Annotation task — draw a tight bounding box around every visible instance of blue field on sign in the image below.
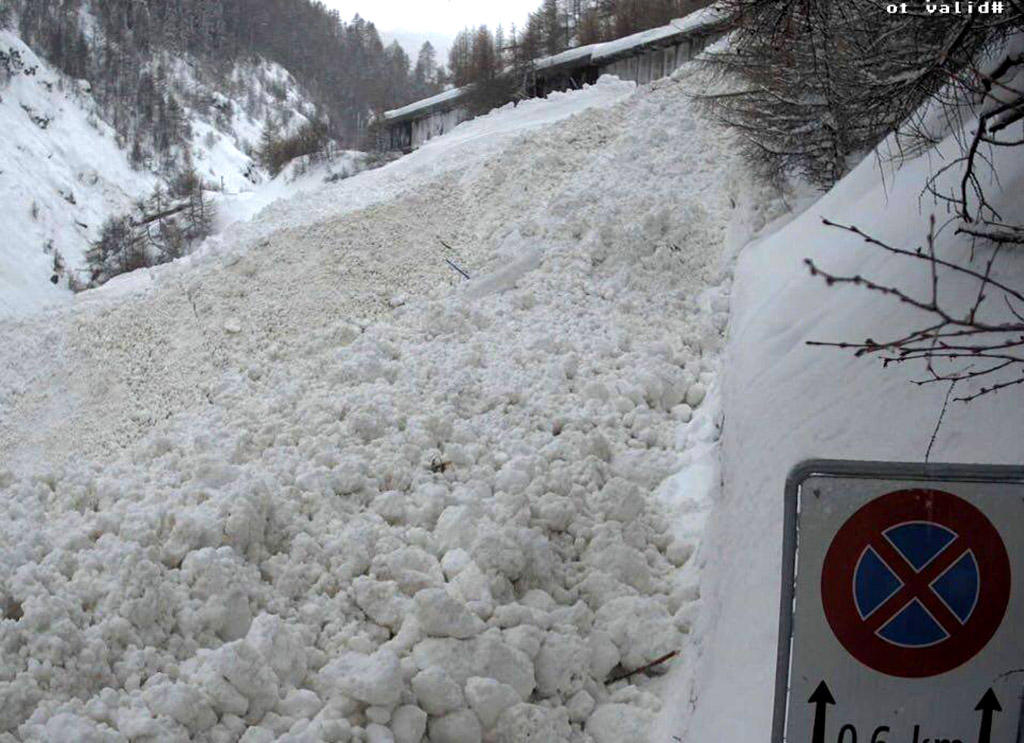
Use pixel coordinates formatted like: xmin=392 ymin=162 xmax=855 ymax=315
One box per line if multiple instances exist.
xmin=851 ymin=521 xmax=979 ymax=647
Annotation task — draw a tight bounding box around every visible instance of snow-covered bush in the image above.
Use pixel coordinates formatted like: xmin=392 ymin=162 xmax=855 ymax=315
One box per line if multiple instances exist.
xmin=84 ymin=169 xmax=214 ymax=285
xmin=0 ymin=44 xmax=24 ymax=85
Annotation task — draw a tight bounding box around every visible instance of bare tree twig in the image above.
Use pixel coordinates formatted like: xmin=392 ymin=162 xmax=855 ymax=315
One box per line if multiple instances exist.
xmin=807 ymin=218 xmax=1024 ymax=403
xmin=926 ymin=380 xmax=956 ymax=462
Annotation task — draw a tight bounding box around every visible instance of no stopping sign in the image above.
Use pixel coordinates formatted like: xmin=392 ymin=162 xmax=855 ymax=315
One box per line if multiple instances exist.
xmin=821 ymin=488 xmax=1010 ymax=678
xmin=772 ymin=461 xmax=1024 ymax=743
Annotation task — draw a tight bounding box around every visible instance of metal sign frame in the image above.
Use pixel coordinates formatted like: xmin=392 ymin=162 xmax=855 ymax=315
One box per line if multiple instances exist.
xmin=771 ymin=459 xmax=1024 ymax=743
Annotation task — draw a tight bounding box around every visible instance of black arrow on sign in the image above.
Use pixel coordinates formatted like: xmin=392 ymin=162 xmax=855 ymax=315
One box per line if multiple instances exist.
xmin=808 ymin=681 xmax=835 ymax=743
xmin=975 ymin=688 xmax=1001 ymax=743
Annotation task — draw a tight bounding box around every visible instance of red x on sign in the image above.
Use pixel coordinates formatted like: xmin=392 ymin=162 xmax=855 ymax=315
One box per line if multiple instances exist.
xmin=821 ymin=489 xmax=1011 ymax=678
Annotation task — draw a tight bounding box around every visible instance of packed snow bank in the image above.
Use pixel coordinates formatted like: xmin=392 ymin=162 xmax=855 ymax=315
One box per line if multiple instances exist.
xmin=0 ymin=70 xmax=752 ymax=741
xmin=671 ymin=117 xmax=1024 ymax=740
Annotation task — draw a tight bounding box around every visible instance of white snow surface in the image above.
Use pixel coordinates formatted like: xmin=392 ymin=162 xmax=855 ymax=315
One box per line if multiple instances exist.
xmin=0 ymin=29 xmax=155 ymax=317
xmin=592 ymin=7 xmax=725 ymax=63
xmin=75 ymin=76 xmax=641 ymax=308
xmin=384 ymin=86 xmax=470 ymax=120
xmin=0 ymin=69 xmax=756 ymax=741
xmin=7 ymin=33 xmax=1014 ymax=740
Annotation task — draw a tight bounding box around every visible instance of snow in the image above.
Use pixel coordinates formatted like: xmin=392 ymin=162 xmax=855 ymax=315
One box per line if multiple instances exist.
xmin=382 ymin=4 xmax=725 ymax=133
xmin=592 ymin=8 xmax=725 ymax=63
xmin=0 ymin=24 xmax=320 ymax=320
xmin=0 ymin=29 xmax=155 ymax=317
xmin=533 ymin=44 xmax=603 ymax=72
xmin=671 ymin=6 xmax=727 ymax=36
xmin=464 ymin=677 xmax=520 ymax=729
xmin=0 ymin=62 xmax=747 ymax=741
xmin=73 ymin=74 xmax=640 ymax=309
xmin=4 ymin=15 xmax=1015 ymax=739
xmin=384 ymin=86 xmax=470 ymax=121
xmin=319 ymin=650 xmax=404 ymax=707
xmin=213 ymin=150 xmax=368 ymax=233
xmin=415 ymin=588 xmax=487 ymax=639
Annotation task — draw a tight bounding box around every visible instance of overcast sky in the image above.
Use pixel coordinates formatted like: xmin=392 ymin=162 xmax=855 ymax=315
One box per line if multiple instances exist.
xmin=323 ymin=0 xmax=538 ymax=36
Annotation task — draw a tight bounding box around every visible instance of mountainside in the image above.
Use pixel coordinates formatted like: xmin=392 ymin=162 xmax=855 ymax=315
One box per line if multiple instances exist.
xmin=9 ymin=0 xmax=439 ymax=146
xmin=0 ymin=0 xmax=452 ymax=314
xmin=0 ymin=21 xmax=318 ymax=317
xmin=0 ymin=27 xmax=154 ymax=314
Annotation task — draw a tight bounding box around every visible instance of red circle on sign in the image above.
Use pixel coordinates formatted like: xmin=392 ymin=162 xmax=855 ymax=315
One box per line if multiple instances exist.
xmin=821 ymin=489 xmax=1010 ymax=678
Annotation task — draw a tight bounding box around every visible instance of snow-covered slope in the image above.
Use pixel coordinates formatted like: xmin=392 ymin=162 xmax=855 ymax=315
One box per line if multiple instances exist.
xmin=5 ymin=26 xmax=1016 ymax=736
xmin=0 ymin=71 xmax=753 ymax=741
xmin=668 ymin=98 xmax=1024 ymax=742
xmin=0 ymin=28 xmax=155 ymax=316
xmin=177 ymin=56 xmax=317 ymax=194
xmin=0 ymin=26 xmax=319 ymax=319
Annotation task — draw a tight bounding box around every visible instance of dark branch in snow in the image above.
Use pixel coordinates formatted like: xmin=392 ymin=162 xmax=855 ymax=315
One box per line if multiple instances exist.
xmin=806 ymin=218 xmax=1024 ymax=403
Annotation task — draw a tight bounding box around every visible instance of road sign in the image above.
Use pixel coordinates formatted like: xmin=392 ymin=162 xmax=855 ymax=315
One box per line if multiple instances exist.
xmin=772 ymin=460 xmax=1024 ymax=743
xmin=821 ymin=488 xmax=1011 ymax=678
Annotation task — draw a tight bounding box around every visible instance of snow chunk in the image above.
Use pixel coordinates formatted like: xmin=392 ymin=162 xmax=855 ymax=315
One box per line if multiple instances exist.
xmin=535 ymin=631 xmax=589 ymax=698
xmin=142 ymin=678 xmax=218 ymax=733
xmin=390 ymin=705 xmax=427 ymax=743
xmin=196 ymin=640 xmax=280 ymax=722
xmin=366 ymin=722 xmax=396 ymax=743
xmin=593 ymin=597 xmax=680 ymax=669
xmin=587 ymin=477 xmax=646 ymax=523
xmin=412 ymin=633 xmax=535 ymax=701
xmin=586 ymin=703 xmax=654 ymax=743
xmin=567 ymin=690 xmax=596 ymax=723
xmin=246 ymin=613 xmax=309 ymax=688
xmin=471 ymin=633 xmax=537 ymax=701
xmin=319 ymin=649 xmax=403 ymax=706
xmin=429 ymin=709 xmax=483 ymax=743
xmin=354 ymin=577 xmax=412 ymax=630
xmin=464 ymin=676 xmax=520 ymax=730
xmin=411 ymin=667 xmax=465 ymax=715
xmin=21 ymin=712 xmax=124 ymax=742
xmin=278 ymin=689 xmax=323 ymax=719
xmin=494 ymin=703 xmax=571 ymax=743
xmin=685 ymin=382 xmax=706 ymax=407
xmin=415 ymin=588 xmax=486 ymax=638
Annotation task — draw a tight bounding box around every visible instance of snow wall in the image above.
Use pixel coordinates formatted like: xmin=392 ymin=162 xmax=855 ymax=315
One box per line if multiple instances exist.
xmin=674 ymin=116 xmax=1024 ymax=740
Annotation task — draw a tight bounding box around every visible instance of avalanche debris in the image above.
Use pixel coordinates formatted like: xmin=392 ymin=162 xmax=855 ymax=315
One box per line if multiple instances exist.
xmin=0 ymin=70 xmax=751 ymax=741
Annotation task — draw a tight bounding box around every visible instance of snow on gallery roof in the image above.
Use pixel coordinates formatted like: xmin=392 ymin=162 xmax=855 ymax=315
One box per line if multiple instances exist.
xmin=383 ymin=85 xmax=471 ymax=121
xmin=533 ymin=43 xmax=603 ymax=73
xmin=591 ymin=6 xmax=726 ymax=62
xmin=382 ymin=6 xmax=725 ymax=124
